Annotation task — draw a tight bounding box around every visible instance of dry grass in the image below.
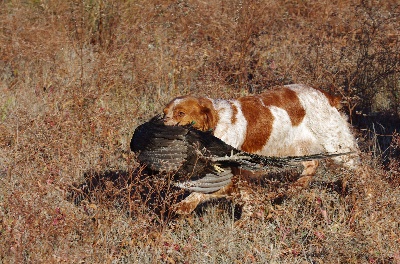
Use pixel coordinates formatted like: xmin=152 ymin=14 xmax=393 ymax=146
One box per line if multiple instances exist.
xmin=0 ymin=0 xmax=399 ymax=263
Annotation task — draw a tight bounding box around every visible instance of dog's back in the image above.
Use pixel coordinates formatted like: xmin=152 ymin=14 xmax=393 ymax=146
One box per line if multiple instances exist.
xmin=212 ymin=84 xmax=359 ymax=168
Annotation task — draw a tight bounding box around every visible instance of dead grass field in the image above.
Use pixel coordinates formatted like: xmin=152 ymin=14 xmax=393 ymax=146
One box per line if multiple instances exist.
xmin=0 ymin=0 xmax=399 ymax=263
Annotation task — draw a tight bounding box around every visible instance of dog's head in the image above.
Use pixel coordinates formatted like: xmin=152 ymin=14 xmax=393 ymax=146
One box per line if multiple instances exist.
xmin=163 ymin=96 xmax=218 ymax=131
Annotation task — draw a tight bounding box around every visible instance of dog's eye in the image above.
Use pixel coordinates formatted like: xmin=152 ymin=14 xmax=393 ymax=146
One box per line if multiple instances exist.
xmin=178 ymin=111 xmax=185 ymax=117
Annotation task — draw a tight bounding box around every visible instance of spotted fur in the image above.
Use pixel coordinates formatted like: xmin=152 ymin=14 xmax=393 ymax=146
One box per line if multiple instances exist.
xmin=164 ymin=84 xmax=358 ymax=167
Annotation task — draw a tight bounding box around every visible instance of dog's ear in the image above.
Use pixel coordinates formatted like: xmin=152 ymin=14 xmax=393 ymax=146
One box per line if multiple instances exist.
xmin=198 ymin=98 xmax=218 ymax=131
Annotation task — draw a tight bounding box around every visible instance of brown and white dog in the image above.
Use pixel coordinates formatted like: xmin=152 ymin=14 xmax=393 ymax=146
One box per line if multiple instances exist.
xmin=163 ymin=84 xmax=359 ymax=215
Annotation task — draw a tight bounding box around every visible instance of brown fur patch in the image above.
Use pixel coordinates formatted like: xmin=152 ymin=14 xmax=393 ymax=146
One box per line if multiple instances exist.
xmin=229 ymin=101 xmax=238 ymax=124
xmin=238 ymin=88 xmax=306 ymax=153
xmin=198 ymin=98 xmax=219 ymax=131
xmin=238 ymin=96 xmax=274 ymax=153
xmin=260 ymin=87 xmax=306 ymax=126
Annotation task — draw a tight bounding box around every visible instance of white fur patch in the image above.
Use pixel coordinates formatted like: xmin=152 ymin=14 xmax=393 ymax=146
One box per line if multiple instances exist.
xmin=212 ymin=99 xmax=247 ymax=149
xmin=286 ymin=84 xmax=359 ymax=167
xmin=257 ymin=106 xmax=320 ymax=156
